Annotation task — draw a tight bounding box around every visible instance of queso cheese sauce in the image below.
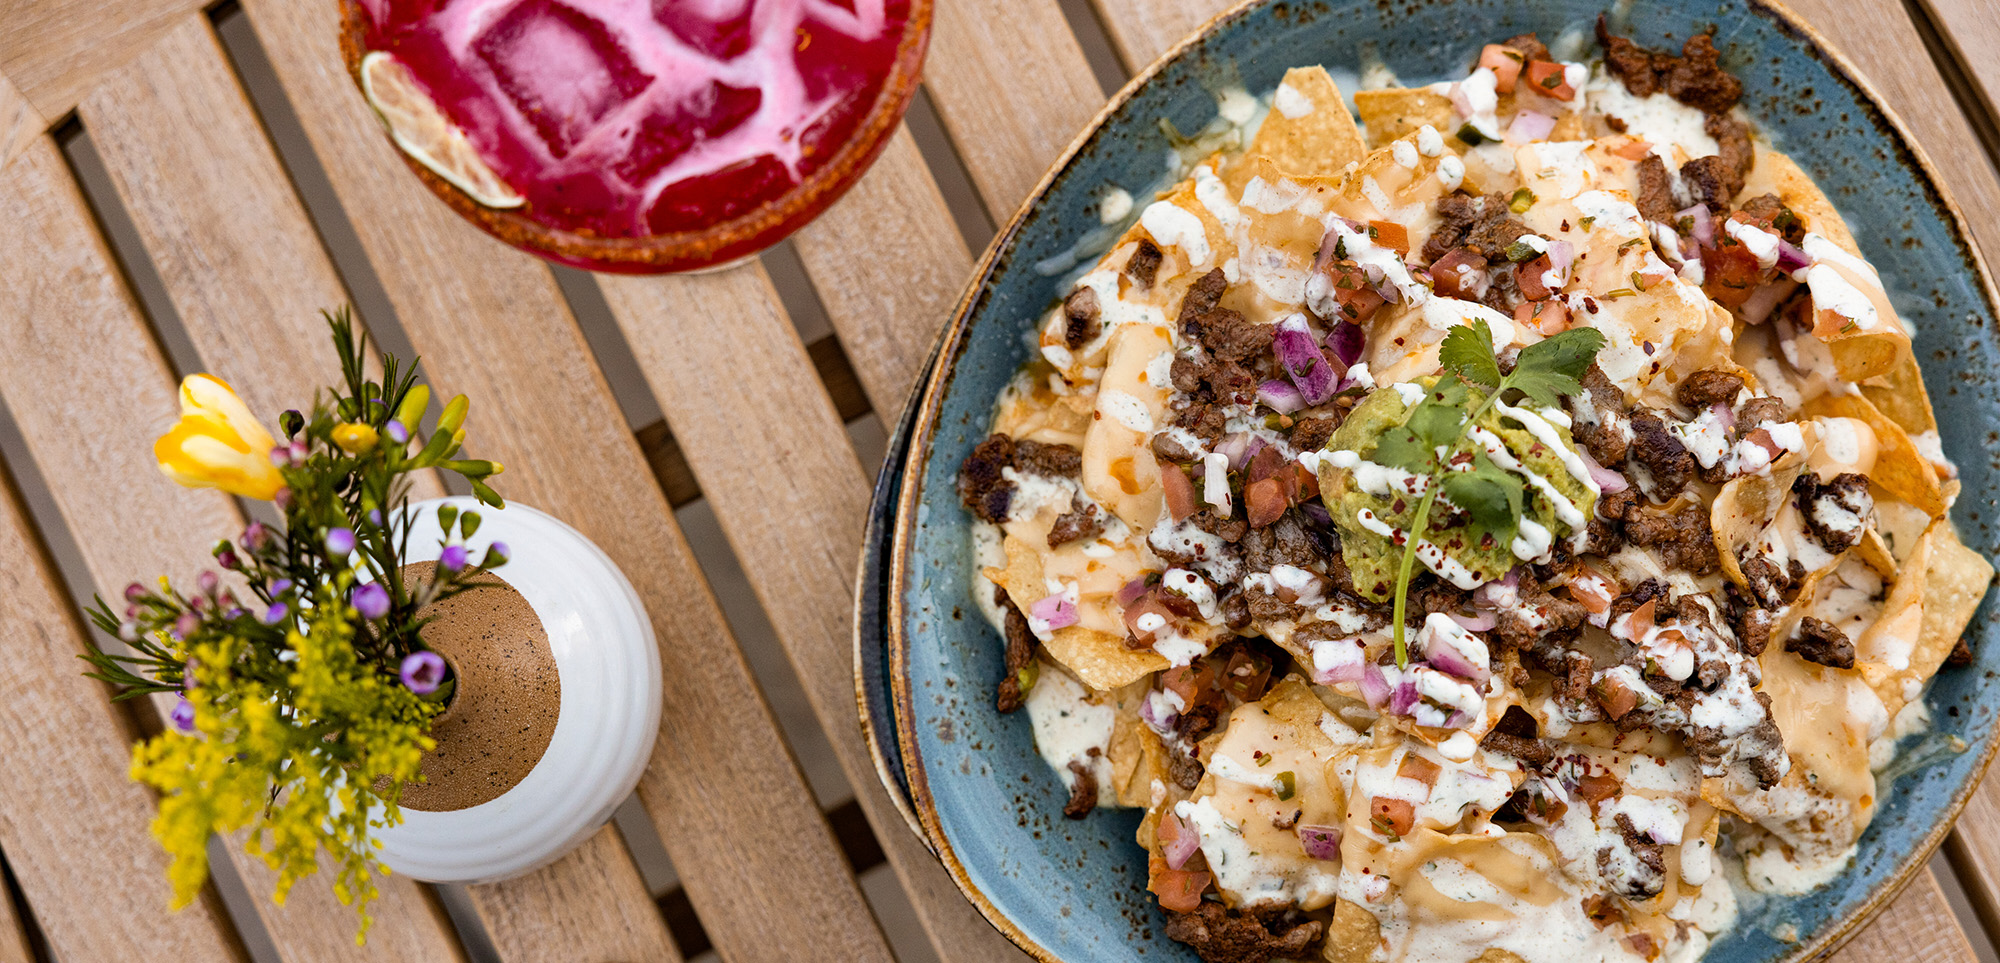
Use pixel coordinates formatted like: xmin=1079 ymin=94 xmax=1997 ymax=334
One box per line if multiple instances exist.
xmin=956 ymin=20 xmax=1993 ymax=963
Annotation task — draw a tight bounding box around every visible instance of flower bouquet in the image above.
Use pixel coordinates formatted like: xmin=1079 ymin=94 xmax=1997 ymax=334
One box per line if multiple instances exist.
xmin=82 ymin=311 xmax=508 ymax=940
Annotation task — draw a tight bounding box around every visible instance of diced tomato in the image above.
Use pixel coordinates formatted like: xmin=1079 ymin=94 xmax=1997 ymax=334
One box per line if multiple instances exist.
xmin=1429 ymin=248 xmax=1489 ymax=301
xmin=1574 ymin=771 xmax=1622 ymax=805
xmin=1516 ymin=253 xmax=1557 ymax=300
xmin=1629 ymin=597 xmax=1657 ymax=630
xmin=1395 ymin=753 xmax=1442 ymax=788
xmin=1158 ymin=459 xmax=1197 ymax=522
xmin=1610 ymin=137 xmax=1654 ymax=161
xmin=1244 ymin=477 xmax=1287 ymax=529
xmin=1148 ymin=860 xmax=1212 ymax=913
xmin=1626 ymin=933 xmax=1659 ymax=959
xmin=1519 ymin=787 xmax=1568 ymax=825
xmin=1123 ymin=591 xmax=1180 ymax=646
xmin=1161 ymin=660 xmax=1220 ymax=704
xmin=1370 ymin=796 xmax=1416 ymax=837
xmin=1513 ymin=297 xmax=1571 ymax=336
xmin=1367 ymin=219 xmax=1410 ymax=256
xmin=1156 ymin=811 xmax=1192 ymax=860
xmin=1294 ymin=463 xmax=1320 ymax=502
xmin=1523 ymin=59 xmax=1575 ymax=101
xmin=1221 ymin=646 xmax=1274 ymax=703
xmin=1591 ymin=677 xmax=1640 ymax=721
xmin=1479 ymin=43 xmax=1524 ymax=93
xmin=1566 ymin=572 xmax=1617 ymax=614
xmin=1246 ymin=444 xmax=1286 ymax=484
xmin=1701 ymin=235 xmax=1767 ymax=309
xmin=1322 ymin=260 xmax=1386 ymax=323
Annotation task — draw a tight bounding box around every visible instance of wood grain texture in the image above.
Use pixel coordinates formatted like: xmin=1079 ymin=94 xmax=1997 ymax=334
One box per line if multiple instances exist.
xmin=71 ymin=15 xmax=469 ymax=960
xmin=1088 ymin=0 xmax=1231 ymax=71
xmin=1911 ymin=0 xmax=2000 ymax=153
xmin=792 ymin=127 xmax=973 ymax=414
xmin=0 ymin=68 xmax=38 ymax=171
xmin=0 ymin=869 xmax=33 ymax=963
xmin=1829 ymin=870 xmax=1979 ymax=962
xmin=237 ymin=2 xmax=895 ymax=959
xmin=1775 ymin=0 xmax=2000 ymax=945
xmin=0 ymin=134 xmax=245 ymax=963
xmin=924 ymin=0 xmax=1106 ymax=218
xmin=601 ymin=263 xmax=1032 ymax=963
xmin=0 ymin=0 xmax=205 ymax=120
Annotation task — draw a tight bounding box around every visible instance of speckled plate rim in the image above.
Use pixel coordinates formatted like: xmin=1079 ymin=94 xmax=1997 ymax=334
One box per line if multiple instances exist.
xmin=880 ymin=1 xmax=2000 ymax=959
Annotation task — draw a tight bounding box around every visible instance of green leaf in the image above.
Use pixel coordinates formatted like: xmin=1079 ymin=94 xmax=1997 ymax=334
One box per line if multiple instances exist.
xmin=1440 ymin=457 xmax=1524 ymax=543
xmin=1438 ymin=321 xmax=1502 ymax=390
xmin=1370 ymin=425 xmax=1436 ymax=475
xmin=1505 ymin=326 xmax=1606 ymax=406
xmin=1406 ymin=374 xmax=1474 ymax=450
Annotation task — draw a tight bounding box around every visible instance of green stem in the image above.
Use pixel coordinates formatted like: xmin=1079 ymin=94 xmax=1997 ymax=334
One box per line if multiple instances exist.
xmin=1390 ymin=484 xmax=1441 ymax=667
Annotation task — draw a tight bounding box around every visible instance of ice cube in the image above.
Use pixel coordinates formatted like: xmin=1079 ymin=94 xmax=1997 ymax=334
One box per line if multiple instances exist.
xmin=614 ymin=81 xmax=763 ymax=186
xmin=475 ymin=0 xmax=653 ymax=157
xmin=654 ymin=0 xmax=758 ymax=59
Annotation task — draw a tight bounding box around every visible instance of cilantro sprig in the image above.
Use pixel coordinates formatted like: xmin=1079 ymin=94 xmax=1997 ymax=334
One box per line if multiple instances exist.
xmin=1371 ymin=318 xmax=1605 ymax=666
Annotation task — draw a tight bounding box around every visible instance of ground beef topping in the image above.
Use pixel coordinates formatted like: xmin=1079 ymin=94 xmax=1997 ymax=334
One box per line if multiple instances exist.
xmin=1062 ymin=285 xmax=1101 ymax=350
xmin=1787 ymin=616 xmax=1856 ymax=669
xmin=1423 ymin=191 xmax=1532 ymax=263
xmin=1164 ymin=903 xmax=1325 ymax=963
xmin=1795 ymin=472 xmax=1874 ymax=554
xmin=1596 ymin=17 xmax=1743 ymax=114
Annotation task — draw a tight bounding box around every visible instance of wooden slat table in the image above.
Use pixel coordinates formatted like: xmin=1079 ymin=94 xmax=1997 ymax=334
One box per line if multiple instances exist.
xmin=0 ymin=0 xmax=1993 ymax=961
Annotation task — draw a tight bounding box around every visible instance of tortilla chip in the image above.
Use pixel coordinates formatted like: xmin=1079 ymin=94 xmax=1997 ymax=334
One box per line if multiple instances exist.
xmin=1803 ymin=392 xmax=1945 ymax=518
xmin=1240 ymin=67 xmax=1366 ymax=181
xmin=1854 ymin=521 xmax=1945 ymax=720
xmin=1712 ymin=453 xmax=1811 ymax=589
xmin=1320 ymin=898 xmax=1384 ymax=963
xmin=1740 ymin=146 xmax=1858 ymax=252
xmin=1860 ymin=352 xmax=1939 ymax=437
xmin=1919 ymin=522 xmax=1994 ymax=669
xmin=1355 ymin=87 xmax=1453 ymax=149
xmin=1108 ymin=681 xmax=1173 ymax=807
xmin=996 ymin=535 xmax=1165 ymax=689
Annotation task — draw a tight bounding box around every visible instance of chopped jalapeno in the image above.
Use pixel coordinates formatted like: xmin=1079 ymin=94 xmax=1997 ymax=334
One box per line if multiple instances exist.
xmin=1604 ymin=288 xmax=1637 ymax=299
xmin=1579 ymin=216 xmax=1596 ymax=231
xmin=1504 ymin=239 xmax=1539 ymax=262
xmin=1274 ymin=770 xmax=1297 ymax=801
xmin=1017 ymin=661 xmax=1039 ymax=693
xmin=1631 ymin=271 xmax=1650 ymax=292
xmin=1509 ymin=188 xmax=1536 ymax=214
xmin=1456 ymin=122 xmax=1488 ymax=147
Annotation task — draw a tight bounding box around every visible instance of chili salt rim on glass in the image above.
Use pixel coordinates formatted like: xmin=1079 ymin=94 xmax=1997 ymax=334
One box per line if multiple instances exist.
xmin=339 ymin=0 xmax=934 ymax=274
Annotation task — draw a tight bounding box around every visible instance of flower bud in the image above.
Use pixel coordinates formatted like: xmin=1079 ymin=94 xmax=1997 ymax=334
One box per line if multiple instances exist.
xmin=439 ymin=544 xmax=469 ymax=573
xmin=274 ymin=487 xmax=293 ymax=512
xmin=169 ymin=697 xmax=197 ymax=733
xmin=125 ymin=582 xmax=146 ymax=603
xmin=394 ymin=385 xmax=430 ymax=430
xmin=197 ymin=571 xmax=220 ymax=596
xmin=215 ymin=548 xmax=240 ymax=571
xmin=173 ymin=611 xmax=200 ymax=639
xmin=400 ymin=651 xmax=448 ymax=694
xmin=351 ymin=583 xmax=391 ymax=620
xmin=483 ymin=541 xmax=510 ymax=567
xmin=385 ymin=420 xmax=410 ymax=444
xmin=268 ymin=578 xmax=293 ymax=597
xmin=242 ymin=521 xmax=270 ymax=552
xmin=118 ymin=620 xmax=139 ymax=643
xmin=332 ymin=422 xmax=379 ymax=454
xmin=279 ymin=409 xmax=304 ymax=439
xmin=262 ymin=602 xmax=289 ymax=625
xmin=438 ymin=395 xmax=469 ymax=435
xmin=325 ymin=527 xmax=356 ymax=555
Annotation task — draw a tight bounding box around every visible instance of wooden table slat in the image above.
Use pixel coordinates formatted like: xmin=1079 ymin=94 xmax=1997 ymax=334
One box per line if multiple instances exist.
xmin=234 ymin=2 xmax=897 ymax=960
xmin=1088 ymin=0 xmax=1230 ymax=72
xmin=1911 ymin=0 xmax=2000 ymax=158
xmin=598 ymin=263 xmax=1033 ymax=963
xmin=924 ymin=0 xmax=1107 ymax=219
xmin=1830 ymin=869 xmax=1981 ymax=962
xmin=0 ymin=0 xmax=205 ymax=122
xmin=0 ymin=132 xmax=248 ymax=963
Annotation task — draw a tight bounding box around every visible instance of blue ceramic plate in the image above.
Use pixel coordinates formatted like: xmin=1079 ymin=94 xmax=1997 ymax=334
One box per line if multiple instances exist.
xmin=880 ymin=1 xmax=2000 ymax=960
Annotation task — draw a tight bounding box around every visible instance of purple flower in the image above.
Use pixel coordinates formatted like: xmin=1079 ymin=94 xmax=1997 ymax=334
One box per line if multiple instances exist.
xmin=368 ymin=509 xmax=384 ymax=528
xmin=172 ymin=611 xmax=199 ymax=639
xmin=169 ymin=697 xmax=196 ymax=733
xmin=268 ymin=578 xmax=293 ymax=597
xmin=262 ymin=602 xmax=289 ymax=625
xmin=325 ymin=527 xmax=356 ymax=555
xmin=274 ymin=487 xmax=293 ymax=512
xmin=196 ymin=571 xmax=220 ymax=595
xmin=351 ymin=583 xmax=390 ymax=620
xmin=385 ymin=420 xmax=409 ymax=444
xmin=124 ymin=582 xmax=146 ymax=603
xmin=483 ymin=541 xmax=510 ymax=566
xmin=439 ymin=544 xmax=469 ymax=573
xmin=242 ymin=521 xmax=270 ymax=551
xmin=214 ymin=548 xmax=240 ymax=570
xmin=400 ymin=651 xmax=448 ymax=694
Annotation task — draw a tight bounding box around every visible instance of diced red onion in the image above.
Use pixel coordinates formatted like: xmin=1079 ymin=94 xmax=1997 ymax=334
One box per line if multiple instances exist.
xmin=1212 ymin=432 xmax=1252 ymax=468
xmin=1449 ymin=611 xmax=1497 ymax=632
xmin=1301 ymin=502 xmax=1335 ymax=527
xmin=1162 ymin=812 xmax=1202 ymax=870
xmin=1448 ymin=82 xmax=1474 ymax=119
xmin=1709 ymin=401 xmax=1737 ymax=430
xmin=1776 ymin=238 xmax=1813 ymax=274
xmin=1031 ymin=592 xmax=1078 ymax=630
xmin=1115 ymin=576 xmax=1150 ymax=607
xmin=1310 ymin=637 xmax=1367 ymax=685
xmin=1360 ymin=663 xmax=1390 ymax=710
xmin=1508 ymin=110 xmax=1555 ymax=143
xmin=1444 ymin=710 xmax=1473 ymax=729
xmin=1739 ymin=278 xmax=1798 ymax=326
xmin=1678 ymin=205 xmax=1714 ymax=247
xmin=1258 ymin=379 xmax=1307 ymax=414
xmin=1273 ymin=314 xmax=1338 ymax=405
xmin=1296 ymin=824 xmax=1343 ymax=861
xmin=1576 ymin=448 xmax=1629 ymax=493
xmin=1420 ymin=621 xmax=1490 ymax=683
xmin=1139 ymin=690 xmax=1178 ymax=735
xmin=1547 ymin=239 xmax=1575 ymax=275
xmin=1327 ymin=321 xmax=1366 ymax=367
xmin=1388 ymin=678 xmax=1421 ymax=716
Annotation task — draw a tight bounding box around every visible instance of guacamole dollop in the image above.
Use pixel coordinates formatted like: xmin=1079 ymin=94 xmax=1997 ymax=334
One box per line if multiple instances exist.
xmin=1316 ymin=382 xmax=1597 ymax=603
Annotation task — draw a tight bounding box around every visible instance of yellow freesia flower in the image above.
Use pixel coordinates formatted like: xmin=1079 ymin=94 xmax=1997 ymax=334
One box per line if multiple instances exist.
xmin=154 ymin=374 xmax=284 ymax=500
xmin=332 ymin=422 xmax=378 ymax=454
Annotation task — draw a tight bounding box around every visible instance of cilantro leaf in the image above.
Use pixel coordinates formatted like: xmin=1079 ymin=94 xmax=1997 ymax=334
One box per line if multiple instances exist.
xmin=1440 ymin=454 xmax=1523 ymax=544
xmin=1438 ymin=322 xmax=1502 ymax=390
xmin=1506 ymin=326 xmax=1608 ymax=407
xmin=1405 ymin=373 xmax=1472 ymax=450
xmin=1369 ymin=425 xmax=1436 ymax=475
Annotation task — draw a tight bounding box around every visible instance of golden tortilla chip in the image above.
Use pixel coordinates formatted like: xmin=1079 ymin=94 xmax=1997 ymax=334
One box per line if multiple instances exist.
xmin=1860 ymin=352 xmax=1939 ymax=438
xmin=1108 ymin=680 xmax=1173 ymax=808
xmin=1740 ymin=146 xmax=1858 ymax=252
xmin=1320 ymin=898 xmax=1384 ymax=963
xmin=1803 ymin=392 xmax=1945 ymax=518
xmin=995 ymin=536 xmax=1165 ymax=689
xmin=1711 ymin=453 xmax=1811 ymax=589
xmin=1355 ymin=87 xmax=1453 ymax=149
xmin=1920 ymin=522 xmax=1994 ymax=669
xmin=1240 ymin=67 xmax=1366 ymax=181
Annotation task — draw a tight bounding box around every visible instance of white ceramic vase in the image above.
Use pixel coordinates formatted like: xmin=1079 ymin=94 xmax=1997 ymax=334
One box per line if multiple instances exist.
xmin=372 ymin=497 xmax=661 ymax=883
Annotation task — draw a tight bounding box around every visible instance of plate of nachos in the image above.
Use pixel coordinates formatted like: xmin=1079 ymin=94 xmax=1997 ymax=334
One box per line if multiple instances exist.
xmin=880 ymin=2 xmax=2000 ymax=961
